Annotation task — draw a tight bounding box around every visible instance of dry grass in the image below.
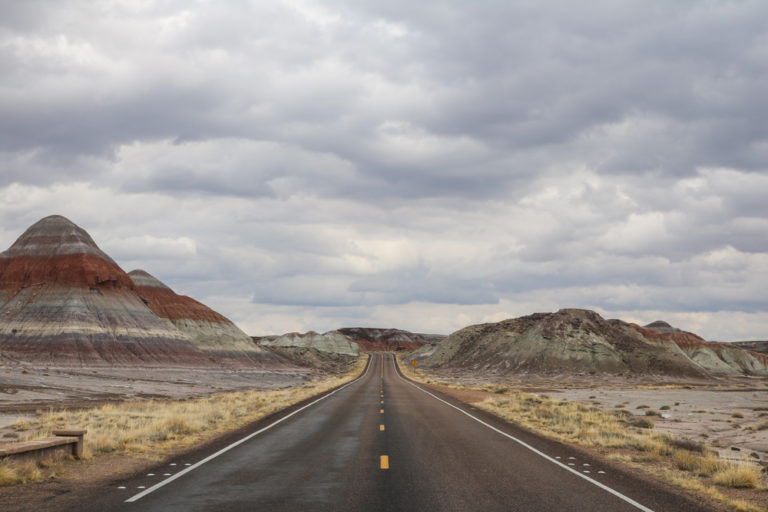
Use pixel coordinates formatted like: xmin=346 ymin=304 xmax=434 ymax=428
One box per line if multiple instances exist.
xmin=399 ymin=356 xmax=767 ymax=512
xmin=713 ymin=464 xmax=761 ymax=489
xmin=0 ymin=356 xmax=368 ymax=485
xmin=0 ymin=460 xmax=43 ymax=487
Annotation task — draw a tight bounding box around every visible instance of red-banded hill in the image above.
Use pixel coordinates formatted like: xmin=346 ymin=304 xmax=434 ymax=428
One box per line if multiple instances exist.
xmin=0 ymin=215 xmax=211 ymax=366
xmin=128 ymin=269 xmax=274 ymax=364
xmin=639 ymin=321 xmax=768 ymax=375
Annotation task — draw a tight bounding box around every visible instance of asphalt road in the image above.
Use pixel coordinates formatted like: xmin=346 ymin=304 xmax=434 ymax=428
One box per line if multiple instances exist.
xmin=87 ymin=353 xmax=716 ymax=512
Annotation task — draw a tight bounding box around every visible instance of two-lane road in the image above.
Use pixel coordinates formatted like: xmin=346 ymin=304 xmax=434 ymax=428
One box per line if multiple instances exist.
xmin=85 ymin=354 xmax=715 ymax=511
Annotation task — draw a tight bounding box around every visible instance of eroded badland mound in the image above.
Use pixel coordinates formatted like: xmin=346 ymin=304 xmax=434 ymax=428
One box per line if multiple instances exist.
xmin=0 ymin=216 xmax=211 ymax=366
xmin=257 ymin=331 xmax=360 ymax=357
xmin=423 ymin=309 xmax=768 ymax=377
xmin=336 ymin=327 xmax=445 ymax=351
xmin=640 ymin=322 xmax=768 ymax=375
xmin=128 ymin=269 xmax=277 ymax=365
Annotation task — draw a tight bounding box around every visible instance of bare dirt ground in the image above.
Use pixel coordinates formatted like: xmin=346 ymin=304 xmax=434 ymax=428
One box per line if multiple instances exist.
xmin=425 ymin=371 xmax=768 ymax=465
xmin=559 ymin=385 xmax=768 ymax=464
xmin=0 ymin=364 xmax=313 ymax=443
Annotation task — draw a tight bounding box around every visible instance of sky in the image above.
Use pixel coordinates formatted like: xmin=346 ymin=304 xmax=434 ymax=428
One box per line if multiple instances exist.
xmin=1 ymin=1 xmax=767 ymax=340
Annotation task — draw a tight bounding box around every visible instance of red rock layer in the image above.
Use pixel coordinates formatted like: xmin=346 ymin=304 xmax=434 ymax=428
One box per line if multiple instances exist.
xmin=0 ymin=216 xmax=213 ymax=366
xmin=127 ymin=270 xmax=273 ymax=366
xmin=128 ymin=270 xmax=230 ymax=323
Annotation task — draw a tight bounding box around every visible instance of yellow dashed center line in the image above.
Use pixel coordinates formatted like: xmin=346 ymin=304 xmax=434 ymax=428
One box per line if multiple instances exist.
xmin=380 ymin=409 xmax=384 ymax=413
xmin=380 ymin=424 xmax=385 ymax=431
xmin=380 ymin=455 xmax=389 ymax=469
xmin=380 ymin=400 xmax=384 ymax=404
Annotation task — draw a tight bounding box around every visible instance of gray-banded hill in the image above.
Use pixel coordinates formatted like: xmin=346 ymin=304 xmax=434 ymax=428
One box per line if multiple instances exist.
xmin=422 ymin=309 xmax=768 ymax=377
xmin=336 ymin=327 xmax=445 ymax=351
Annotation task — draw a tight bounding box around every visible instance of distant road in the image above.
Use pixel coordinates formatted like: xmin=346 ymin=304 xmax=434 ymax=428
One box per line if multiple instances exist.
xmin=85 ymin=354 xmax=715 ymax=512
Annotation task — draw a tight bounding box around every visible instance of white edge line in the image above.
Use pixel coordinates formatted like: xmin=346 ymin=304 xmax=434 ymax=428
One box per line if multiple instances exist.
xmin=390 ymin=355 xmax=654 ymax=512
xmin=125 ymin=354 xmax=374 ymax=503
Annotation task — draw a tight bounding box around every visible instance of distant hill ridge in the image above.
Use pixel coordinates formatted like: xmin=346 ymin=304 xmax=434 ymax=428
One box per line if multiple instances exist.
xmin=422 ymin=309 xmax=768 ymax=377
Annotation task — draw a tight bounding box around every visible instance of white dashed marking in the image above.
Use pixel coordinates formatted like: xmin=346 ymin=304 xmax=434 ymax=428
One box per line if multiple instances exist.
xmin=584 ymin=471 xmax=591 ymax=474
xmin=147 ymin=473 xmax=155 ymax=476
xmin=163 ymin=473 xmax=172 ymax=476
xmin=555 ymin=456 xmax=561 ymax=459
xmin=137 ymin=486 xmax=146 ymax=489
xmin=170 ymin=463 xmax=177 ymax=466
xmin=583 ymin=463 xmax=590 ymax=466
xmin=568 ymin=457 xmax=576 ymax=460
xmin=184 ymin=463 xmax=191 ymax=466
xmin=568 ymin=463 xmax=575 ymax=466
xmin=117 ymin=486 xmax=126 ymax=490
xmin=598 ymin=471 xmax=606 ymax=474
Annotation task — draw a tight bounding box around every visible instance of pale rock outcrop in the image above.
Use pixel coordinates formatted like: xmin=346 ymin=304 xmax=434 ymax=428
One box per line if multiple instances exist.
xmin=259 ymin=331 xmax=360 ymax=356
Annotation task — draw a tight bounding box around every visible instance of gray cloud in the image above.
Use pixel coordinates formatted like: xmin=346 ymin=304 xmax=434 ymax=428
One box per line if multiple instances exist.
xmin=1 ymin=1 xmax=768 ymax=339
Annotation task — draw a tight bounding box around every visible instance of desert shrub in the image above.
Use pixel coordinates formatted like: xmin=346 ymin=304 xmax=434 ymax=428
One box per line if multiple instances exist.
xmin=713 ymin=463 xmax=760 ymax=488
xmin=674 ymin=450 xmax=721 ymax=476
xmin=756 ymin=422 xmax=768 ymax=431
xmin=645 ymin=410 xmax=658 ymax=416
xmin=732 ymin=412 xmax=744 ymax=419
xmin=669 ymin=438 xmax=705 ymax=453
xmin=630 ymin=417 xmax=654 ymax=429
xmin=636 ymin=404 xmax=650 ymax=409
xmin=660 ymin=405 xmax=671 ymax=410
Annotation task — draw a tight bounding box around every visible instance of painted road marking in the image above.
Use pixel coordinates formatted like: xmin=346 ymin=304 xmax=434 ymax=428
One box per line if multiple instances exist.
xmin=380 ymin=400 xmax=384 ymax=404
xmin=380 ymin=455 xmax=389 ymax=469
xmin=380 ymin=424 xmax=385 ymax=431
xmin=391 ymin=355 xmax=654 ymax=512
xmin=380 ymin=409 xmax=384 ymax=413
xmin=117 ymin=486 xmax=126 ymax=489
xmin=125 ymin=353 xmax=374 ymax=503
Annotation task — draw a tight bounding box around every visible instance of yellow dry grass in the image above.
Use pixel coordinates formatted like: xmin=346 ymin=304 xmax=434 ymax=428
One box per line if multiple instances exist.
xmin=399 ymin=356 xmax=767 ymax=512
xmin=0 ymin=356 xmax=368 ymax=485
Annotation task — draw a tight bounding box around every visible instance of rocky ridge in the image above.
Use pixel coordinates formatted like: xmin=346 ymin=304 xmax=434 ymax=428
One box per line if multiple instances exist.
xmin=336 ymin=327 xmax=444 ymax=351
xmin=640 ymin=322 xmax=768 ymax=375
xmin=422 ymin=309 xmax=768 ymax=377
xmin=257 ymin=331 xmax=360 ymax=357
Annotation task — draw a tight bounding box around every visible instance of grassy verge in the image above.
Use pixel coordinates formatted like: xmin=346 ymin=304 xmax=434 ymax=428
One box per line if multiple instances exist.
xmin=399 ymin=356 xmax=767 ymax=512
xmin=0 ymin=355 xmax=368 ymax=487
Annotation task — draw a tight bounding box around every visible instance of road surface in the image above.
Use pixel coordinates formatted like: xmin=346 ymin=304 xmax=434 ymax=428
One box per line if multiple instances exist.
xmin=86 ymin=353 xmax=714 ymax=512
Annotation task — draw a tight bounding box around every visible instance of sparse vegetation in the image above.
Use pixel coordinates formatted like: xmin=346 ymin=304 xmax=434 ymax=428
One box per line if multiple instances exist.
xmin=732 ymin=412 xmax=745 ymax=419
xmin=0 ymin=356 xmax=368 ymax=486
xmin=398 ymin=355 xmax=768 ymax=512
xmin=713 ymin=464 xmax=761 ymax=488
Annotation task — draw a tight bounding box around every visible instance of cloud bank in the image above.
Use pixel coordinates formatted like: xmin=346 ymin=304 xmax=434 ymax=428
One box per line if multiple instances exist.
xmin=1 ymin=1 xmax=767 ymax=340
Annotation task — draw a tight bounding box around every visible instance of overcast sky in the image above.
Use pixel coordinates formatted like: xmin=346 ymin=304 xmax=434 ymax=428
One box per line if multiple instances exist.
xmin=1 ymin=1 xmax=767 ymax=340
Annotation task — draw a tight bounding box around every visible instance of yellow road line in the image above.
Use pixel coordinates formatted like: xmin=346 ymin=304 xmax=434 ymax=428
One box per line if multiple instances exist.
xmin=380 ymin=424 xmax=385 ymax=431
xmin=380 ymin=455 xmax=389 ymax=469
xmin=380 ymin=409 xmax=384 ymax=413
xmin=380 ymin=400 xmax=384 ymax=404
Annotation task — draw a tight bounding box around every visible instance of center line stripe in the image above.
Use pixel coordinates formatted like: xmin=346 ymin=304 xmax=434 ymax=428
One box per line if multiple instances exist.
xmin=124 ymin=354 xmax=374 ymax=503
xmin=380 ymin=455 xmax=389 ymax=469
